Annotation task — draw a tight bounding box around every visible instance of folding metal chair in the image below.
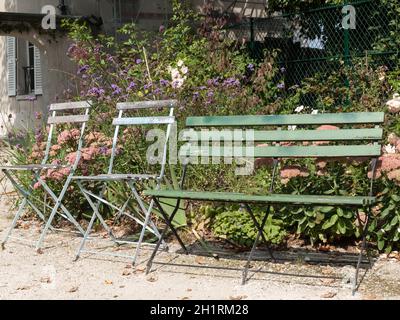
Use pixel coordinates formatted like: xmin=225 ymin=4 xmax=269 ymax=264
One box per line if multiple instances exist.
xmin=0 ymin=101 xmax=92 ymax=252
xmin=73 ymin=99 xmax=177 ymax=265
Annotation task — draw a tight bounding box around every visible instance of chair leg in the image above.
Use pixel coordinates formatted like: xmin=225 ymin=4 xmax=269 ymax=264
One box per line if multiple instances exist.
xmin=146 ymin=223 xmax=169 ymax=275
xmin=242 ymin=205 xmax=272 ymax=285
xmin=153 ymin=197 xmax=188 ymax=254
xmin=77 ymin=182 xmax=118 ymax=243
xmin=74 ymin=209 xmax=97 ymax=261
xmin=132 ymin=199 xmax=155 ymax=266
xmin=352 ymin=208 xmax=372 ymax=295
xmin=146 ymin=197 xmax=186 ymax=274
xmin=1 ymin=198 xmax=27 ymax=250
xmin=244 ymin=204 xmax=275 ymax=261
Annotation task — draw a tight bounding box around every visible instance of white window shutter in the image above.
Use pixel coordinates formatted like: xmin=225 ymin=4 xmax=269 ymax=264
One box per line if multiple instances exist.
xmin=34 ymin=45 xmax=43 ymax=95
xmin=6 ymin=36 xmax=16 ymax=97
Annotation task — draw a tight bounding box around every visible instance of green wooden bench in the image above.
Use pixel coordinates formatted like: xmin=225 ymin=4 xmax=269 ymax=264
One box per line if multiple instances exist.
xmin=144 ymin=112 xmax=384 ymax=293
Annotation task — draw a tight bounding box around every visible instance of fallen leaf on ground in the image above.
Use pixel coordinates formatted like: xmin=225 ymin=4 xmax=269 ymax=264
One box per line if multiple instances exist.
xmin=104 ymin=280 xmax=113 ymax=285
xmin=68 ymin=287 xmax=79 ymax=293
xmin=229 ymin=295 xmax=247 ymax=300
xmin=146 ymin=275 xmax=158 ymax=283
xmin=135 ymin=266 xmax=146 ymax=273
xmin=40 ymin=277 xmax=52 ymax=284
xmin=321 ymin=292 xmax=337 ymax=299
xmin=180 ymin=297 xmax=190 ymax=300
xmin=195 ymin=257 xmax=205 ymax=265
xmin=321 ymin=278 xmax=335 ymax=285
xmin=16 ymin=286 xmax=30 ymax=291
xmin=362 ymin=294 xmax=379 ymax=300
xmin=122 ymin=270 xmax=131 ymax=276
xmin=186 ymin=288 xmax=192 ymax=292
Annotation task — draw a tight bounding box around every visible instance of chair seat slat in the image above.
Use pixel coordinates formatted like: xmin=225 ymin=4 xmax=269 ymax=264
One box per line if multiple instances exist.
xmin=144 ymin=190 xmax=376 ymax=206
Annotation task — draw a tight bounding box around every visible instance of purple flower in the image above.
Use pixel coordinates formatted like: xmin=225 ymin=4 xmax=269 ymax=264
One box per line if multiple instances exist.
xmin=143 ymin=83 xmax=153 ymax=90
xmin=207 ymin=78 xmax=220 ymax=86
xmin=106 ymin=55 xmax=114 ymax=62
xmin=88 ymin=87 xmax=105 ymax=97
xmin=277 ymin=82 xmax=285 ymax=90
xmin=159 ymin=79 xmax=169 ymax=87
xmin=223 ymin=77 xmax=240 ymax=87
xmin=77 ymin=65 xmax=89 ymax=75
xmin=99 ymin=146 xmax=108 ymax=155
xmin=15 ymin=144 xmax=22 ymax=149
xmin=159 ymin=25 xmax=165 ymax=33
xmin=127 ymin=81 xmax=136 ymax=91
xmin=111 ymin=84 xmax=122 ymax=95
xmin=280 ymin=67 xmax=286 ymax=74
xmin=136 ymin=59 xmax=142 ymax=64
xmin=247 ymin=63 xmax=255 ymax=71
xmin=198 ymin=86 xmax=207 ymax=90
xmin=153 ymin=88 xmax=162 ymax=95
xmin=207 ymin=91 xmax=214 ymax=98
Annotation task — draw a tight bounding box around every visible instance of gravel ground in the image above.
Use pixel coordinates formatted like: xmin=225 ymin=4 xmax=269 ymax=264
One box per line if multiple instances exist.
xmin=0 ymin=171 xmax=399 ymax=300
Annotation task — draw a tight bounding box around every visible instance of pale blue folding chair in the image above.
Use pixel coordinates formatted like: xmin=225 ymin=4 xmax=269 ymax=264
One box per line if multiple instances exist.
xmin=1 ymin=101 xmax=92 ymax=252
xmin=72 ymin=99 xmax=176 ymax=265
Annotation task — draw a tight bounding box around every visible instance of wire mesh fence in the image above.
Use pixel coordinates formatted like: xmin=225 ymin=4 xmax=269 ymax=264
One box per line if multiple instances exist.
xmin=224 ymin=0 xmax=399 ymax=106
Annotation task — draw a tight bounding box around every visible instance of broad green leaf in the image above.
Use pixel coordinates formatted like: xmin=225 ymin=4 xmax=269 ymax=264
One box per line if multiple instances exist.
xmin=322 ymin=214 xmax=338 ymax=230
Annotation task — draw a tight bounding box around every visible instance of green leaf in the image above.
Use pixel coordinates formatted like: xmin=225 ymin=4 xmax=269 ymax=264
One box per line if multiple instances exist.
xmin=391 ymin=194 xmax=400 ymax=202
xmin=337 ymin=219 xmax=347 ymax=234
xmin=322 ymin=214 xmax=339 ymax=230
xmin=319 ymin=206 xmax=334 ymax=213
xmin=378 ymin=238 xmax=385 ymax=251
xmin=390 ymin=215 xmax=399 ymax=227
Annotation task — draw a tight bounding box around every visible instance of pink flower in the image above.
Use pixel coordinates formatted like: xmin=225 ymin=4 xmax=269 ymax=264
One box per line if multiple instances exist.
xmin=280 ymin=165 xmax=309 ymax=184
xmin=81 ymin=147 xmax=99 ymax=161
xmin=314 ymin=125 xmax=339 ymax=145
xmin=57 ymin=130 xmax=72 ymax=145
xmin=387 ymin=169 xmax=400 ymax=184
xmin=65 ymin=152 xmax=78 ymax=165
xmin=33 ymin=182 xmax=42 ymax=190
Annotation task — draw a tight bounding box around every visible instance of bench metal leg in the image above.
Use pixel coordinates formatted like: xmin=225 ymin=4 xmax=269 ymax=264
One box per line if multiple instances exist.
xmin=242 ymin=204 xmax=273 ymax=285
xmin=146 ymin=196 xmax=187 ymax=274
xmin=353 ymin=207 xmax=372 ymax=295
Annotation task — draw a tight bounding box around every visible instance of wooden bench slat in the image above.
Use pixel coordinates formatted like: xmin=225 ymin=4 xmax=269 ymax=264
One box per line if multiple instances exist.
xmin=186 ymin=112 xmax=385 ymax=127
xmin=180 ymin=144 xmax=382 ymax=158
xmin=181 ymin=128 xmax=383 ymax=142
xmin=117 ymin=100 xmax=177 ymax=110
xmin=47 ymin=115 xmax=89 ymax=124
xmin=49 ymin=101 xmax=91 ymax=111
xmin=144 ymin=190 xmax=376 ymax=206
xmin=112 ymin=116 xmax=175 ymax=126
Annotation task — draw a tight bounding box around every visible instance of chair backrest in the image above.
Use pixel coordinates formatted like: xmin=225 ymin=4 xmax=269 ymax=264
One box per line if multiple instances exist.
xmin=42 ymin=101 xmax=92 ymax=169
xmin=110 ymin=99 xmax=177 ymax=177
xmin=181 ymin=112 xmax=384 ymax=159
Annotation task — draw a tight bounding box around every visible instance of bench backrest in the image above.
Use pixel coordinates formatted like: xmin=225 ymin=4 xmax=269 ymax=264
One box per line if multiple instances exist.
xmin=181 ymin=112 xmax=384 ymax=159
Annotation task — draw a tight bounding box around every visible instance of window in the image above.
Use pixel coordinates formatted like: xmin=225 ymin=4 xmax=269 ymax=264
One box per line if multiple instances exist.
xmin=6 ymin=37 xmax=42 ymax=97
